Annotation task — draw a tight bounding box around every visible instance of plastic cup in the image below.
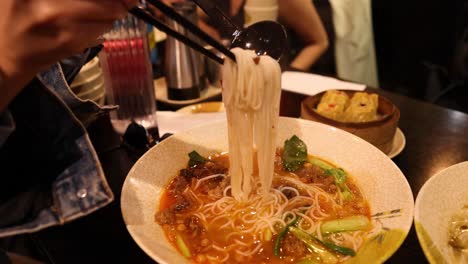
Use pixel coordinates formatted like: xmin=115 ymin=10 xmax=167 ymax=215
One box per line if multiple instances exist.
xmin=99 ymin=15 xmax=159 ymax=136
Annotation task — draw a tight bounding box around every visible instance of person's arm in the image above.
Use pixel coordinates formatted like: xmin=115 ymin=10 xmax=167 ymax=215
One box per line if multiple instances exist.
xmin=196 ymin=6 xmax=223 ymax=41
xmin=198 ymin=19 xmax=222 ymax=41
xmin=0 ymin=0 xmax=137 ymax=112
xmin=278 ymin=0 xmax=329 ymax=71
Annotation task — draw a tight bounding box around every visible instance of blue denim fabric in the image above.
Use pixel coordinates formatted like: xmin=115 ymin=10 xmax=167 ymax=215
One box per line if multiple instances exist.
xmin=0 ymin=111 xmax=15 ymax=147
xmin=0 ymin=51 xmax=115 ymax=238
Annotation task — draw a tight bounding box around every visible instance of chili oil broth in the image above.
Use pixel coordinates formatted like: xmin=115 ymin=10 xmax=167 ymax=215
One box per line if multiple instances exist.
xmin=157 ymin=152 xmax=371 ymax=263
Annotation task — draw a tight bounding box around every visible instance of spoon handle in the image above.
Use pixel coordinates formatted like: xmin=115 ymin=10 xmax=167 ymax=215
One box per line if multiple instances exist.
xmin=192 ymin=0 xmax=242 ymax=39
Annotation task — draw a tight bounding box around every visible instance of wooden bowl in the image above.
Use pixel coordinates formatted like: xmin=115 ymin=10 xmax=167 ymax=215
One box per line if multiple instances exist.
xmin=300 ymin=90 xmax=400 ymax=154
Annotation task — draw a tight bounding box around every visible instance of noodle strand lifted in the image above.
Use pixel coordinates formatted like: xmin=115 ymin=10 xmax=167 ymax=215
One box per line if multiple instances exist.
xmin=221 ymin=48 xmax=281 ymax=201
xmin=156 ymin=48 xmax=372 ymax=264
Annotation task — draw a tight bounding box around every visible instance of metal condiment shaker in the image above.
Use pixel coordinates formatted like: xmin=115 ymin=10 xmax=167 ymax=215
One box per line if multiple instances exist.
xmin=164 ymin=1 xmax=202 ymax=100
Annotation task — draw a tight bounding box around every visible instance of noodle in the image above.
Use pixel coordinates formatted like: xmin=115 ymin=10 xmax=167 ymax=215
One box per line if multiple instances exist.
xmin=221 ymin=48 xmax=281 ymax=200
xmin=193 ymin=174 xmax=225 ymax=190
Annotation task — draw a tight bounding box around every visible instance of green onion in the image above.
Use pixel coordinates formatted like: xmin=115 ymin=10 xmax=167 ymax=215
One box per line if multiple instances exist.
xmin=321 ymin=215 xmax=370 ymax=234
xmin=175 ymin=233 xmax=191 ymax=258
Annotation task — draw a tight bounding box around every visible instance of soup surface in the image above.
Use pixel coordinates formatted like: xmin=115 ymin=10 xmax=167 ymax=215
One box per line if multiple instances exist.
xmin=155 ymin=147 xmax=371 ymax=264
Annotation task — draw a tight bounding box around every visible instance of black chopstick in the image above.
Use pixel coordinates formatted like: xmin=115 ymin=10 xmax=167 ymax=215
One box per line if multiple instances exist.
xmin=145 ymin=0 xmax=235 ymax=62
xmin=129 ymin=7 xmax=225 ymax=64
xmin=192 ymin=0 xmax=242 ymax=39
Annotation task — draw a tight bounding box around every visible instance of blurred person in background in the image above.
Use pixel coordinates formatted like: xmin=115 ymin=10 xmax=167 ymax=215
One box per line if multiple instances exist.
xmin=197 ymin=0 xmax=329 ymax=72
xmin=0 ymin=0 xmax=137 ymax=262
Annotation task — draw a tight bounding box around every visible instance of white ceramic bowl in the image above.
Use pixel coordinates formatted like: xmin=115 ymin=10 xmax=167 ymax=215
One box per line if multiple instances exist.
xmin=72 ymin=57 xmax=102 ymax=84
xmin=121 ymin=117 xmax=414 ymax=263
xmin=414 ymin=161 xmax=468 ymax=264
xmin=90 ymin=93 xmax=105 ymax=105
xmin=71 ymin=72 xmax=104 ymax=95
xmin=75 ymin=80 xmax=105 ymax=100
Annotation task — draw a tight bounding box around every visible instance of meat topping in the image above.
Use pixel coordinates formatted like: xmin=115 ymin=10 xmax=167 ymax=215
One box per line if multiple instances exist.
xmin=155 ymin=208 xmax=176 ymax=225
xmin=281 ymin=232 xmax=308 ymax=257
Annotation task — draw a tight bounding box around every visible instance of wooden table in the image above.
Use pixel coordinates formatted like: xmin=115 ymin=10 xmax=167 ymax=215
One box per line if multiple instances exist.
xmin=33 ymin=88 xmax=468 ymax=263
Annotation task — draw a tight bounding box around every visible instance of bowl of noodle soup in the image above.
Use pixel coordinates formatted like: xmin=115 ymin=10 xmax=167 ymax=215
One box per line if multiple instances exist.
xmin=121 ymin=48 xmax=413 ymax=264
xmin=121 ymin=117 xmax=413 ymax=264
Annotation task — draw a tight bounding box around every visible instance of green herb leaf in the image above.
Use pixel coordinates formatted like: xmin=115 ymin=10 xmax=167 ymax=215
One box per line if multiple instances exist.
xmin=188 ymin=150 xmax=207 ymax=167
xmin=282 ymin=135 xmax=308 ymax=172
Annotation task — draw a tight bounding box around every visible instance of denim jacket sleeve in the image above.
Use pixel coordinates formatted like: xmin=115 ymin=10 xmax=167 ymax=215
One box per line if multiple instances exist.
xmin=0 ymin=111 xmax=15 ymax=147
xmin=0 ymin=45 xmax=103 ymax=148
xmin=0 ymin=49 xmax=114 ymax=238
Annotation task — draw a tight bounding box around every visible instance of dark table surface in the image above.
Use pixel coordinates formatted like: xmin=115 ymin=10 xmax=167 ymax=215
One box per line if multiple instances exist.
xmin=32 ymin=88 xmax=468 ymax=263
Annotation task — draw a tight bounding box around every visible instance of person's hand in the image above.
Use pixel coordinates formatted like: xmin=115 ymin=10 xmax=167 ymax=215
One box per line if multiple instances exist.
xmin=0 ymin=0 xmax=138 ymax=111
xmin=0 ymin=0 xmax=137 ymax=79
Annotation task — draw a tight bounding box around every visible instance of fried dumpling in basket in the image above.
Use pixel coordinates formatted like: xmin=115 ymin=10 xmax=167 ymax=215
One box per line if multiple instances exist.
xmin=316 ymin=90 xmax=350 ymax=121
xmin=343 ymin=92 xmax=379 ymax=122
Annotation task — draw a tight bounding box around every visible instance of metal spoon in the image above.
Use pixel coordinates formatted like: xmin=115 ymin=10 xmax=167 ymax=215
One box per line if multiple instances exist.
xmin=192 ymin=0 xmax=287 ymax=61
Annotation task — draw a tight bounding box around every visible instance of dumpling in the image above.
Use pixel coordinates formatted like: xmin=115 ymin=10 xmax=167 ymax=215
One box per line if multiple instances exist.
xmin=316 ymin=90 xmax=349 ymax=121
xmin=343 ymin=92 xmax=379 ymax=122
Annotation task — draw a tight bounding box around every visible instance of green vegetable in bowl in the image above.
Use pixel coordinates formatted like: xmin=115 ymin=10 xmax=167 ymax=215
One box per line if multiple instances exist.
xmin=188 ymin=150 xmax=207 ymax=167
xmin=289 ymin=226 xmax=356 ymax=258
xmin=309 ymin=157 xmax=353 ymax=201
xmin=324 ymin=168 xmax=353 ymax=200
xmin=283 ymin=135 xmax=308 ymax=171
xmin=321 ymin=215 xmax=370 ymax=234
xmin=309 ymin=157 xmax=333 ymax=170
xmin=289 ymin=227 xmax=338 ymax=264
xmin=274 ymin=213 xmax=302 ymax=256
xmin=175 ymin=233 xmax=191 ymax=257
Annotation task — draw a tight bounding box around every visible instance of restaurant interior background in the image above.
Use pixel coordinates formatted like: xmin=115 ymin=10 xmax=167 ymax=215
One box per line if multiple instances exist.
xmin=0 ymin=0 xmax=467 ymax=263
xmin=285 ymin=0 xmax=467 ymax=113
xmin=141 ymin=0 xmax=468 ymax=113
